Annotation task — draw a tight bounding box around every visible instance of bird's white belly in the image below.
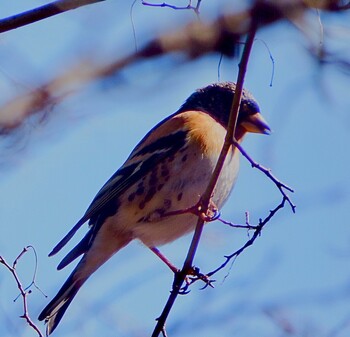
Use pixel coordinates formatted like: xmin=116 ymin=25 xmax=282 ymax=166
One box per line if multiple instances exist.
xmin=114 ymin=148 xmax=240 ymax=247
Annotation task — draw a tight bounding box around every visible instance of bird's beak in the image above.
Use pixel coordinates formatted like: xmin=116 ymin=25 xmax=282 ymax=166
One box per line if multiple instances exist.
xmin=241 ymin=112 xmax=271 ymax=135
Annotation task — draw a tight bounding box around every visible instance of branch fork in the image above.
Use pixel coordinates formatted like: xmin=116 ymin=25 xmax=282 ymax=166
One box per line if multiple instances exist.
xmin=0 ymin=246 xmax=45 ymax=337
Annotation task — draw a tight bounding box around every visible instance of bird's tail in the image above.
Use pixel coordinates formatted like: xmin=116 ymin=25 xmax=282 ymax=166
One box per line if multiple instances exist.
xmin=39 ymin=225 xmax=132 ymax=335
xmin=38 ymin=266 xmax=85 ymax=336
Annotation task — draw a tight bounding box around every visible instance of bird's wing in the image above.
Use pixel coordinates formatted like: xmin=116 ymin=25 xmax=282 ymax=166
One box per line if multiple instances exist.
xmin=49 ymin=116 xmax=188 ymax=257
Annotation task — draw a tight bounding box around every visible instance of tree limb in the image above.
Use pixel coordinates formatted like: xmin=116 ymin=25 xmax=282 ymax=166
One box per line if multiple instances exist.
xmin=151 ymin=17 xmax=258 ymax=337
xmin=0 ymin=0 xmax=105 ymax=33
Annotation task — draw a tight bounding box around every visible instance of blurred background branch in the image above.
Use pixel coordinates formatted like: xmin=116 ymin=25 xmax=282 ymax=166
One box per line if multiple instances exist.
xmin=0 ymin=0 xmax=105 ymax=33
xmin=0 ymin=1 xmax=349 ymax=336
xmin=1 ymin=0 xmax=349 ymax=136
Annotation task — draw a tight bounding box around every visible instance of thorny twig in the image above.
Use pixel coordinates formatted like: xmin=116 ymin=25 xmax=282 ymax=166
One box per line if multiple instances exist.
xmin=0 ymin=246 xmax=44 ymax=337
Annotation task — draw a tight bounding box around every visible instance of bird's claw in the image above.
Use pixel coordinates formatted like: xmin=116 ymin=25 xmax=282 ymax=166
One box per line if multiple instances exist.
xmin=174 ymin=271 xmax=192 ymax=295
xmin=178 ymin=266 xmax=215 ymax=293
xmin=189 ymin=267 xmax=215 ymax=289
xmin=197 ymin=200 xmax=220 ymax=222
xmin=199 ymin=278 xmax=216 ymax=290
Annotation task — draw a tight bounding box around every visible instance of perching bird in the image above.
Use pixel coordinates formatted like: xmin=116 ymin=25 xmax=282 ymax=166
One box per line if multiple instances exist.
xmin=38 ymin=82 xmax=270 ymax=334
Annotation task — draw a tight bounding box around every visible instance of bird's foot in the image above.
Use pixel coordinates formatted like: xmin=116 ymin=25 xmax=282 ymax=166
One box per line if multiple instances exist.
xmin=196 ymin=200 xmax=220 ymax=222
xmin=177 ymin=266 xmax=215 ymax=294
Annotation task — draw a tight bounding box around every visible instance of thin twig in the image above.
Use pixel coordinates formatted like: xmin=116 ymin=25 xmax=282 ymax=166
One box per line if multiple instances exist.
xmin=151 ymin=20 xmax=258 ymax=337
xmin=198 ymin=141 xmax=296 ymax=280
xmin=142 ymin=1 xmax=192 ymax=10
xmin=142 ymin=0 xmax=202 ymax=15
xmin=233 ymin=139 xmax=296 ymax=212
xmin=254 ymin=38 xmax=275 ymax=87
xmin=0 ymin=247 xmax=44 ymax=337
xmin=14 ymin=246 xmax=47 ymax=301
xmin=207 ymin=197 xmax=288 ymax=278
xmin=181 ymin=140 xmax=296 ymax=284
xmin=217 ymin=217 xmax=259 ymax=230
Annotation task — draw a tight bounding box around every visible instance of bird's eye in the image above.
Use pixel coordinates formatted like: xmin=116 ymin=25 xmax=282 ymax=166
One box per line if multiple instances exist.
xmin=241 ymin=102 xmax=250 ymax=114
xmin=241 ymin=100 xmax=259 ymax=115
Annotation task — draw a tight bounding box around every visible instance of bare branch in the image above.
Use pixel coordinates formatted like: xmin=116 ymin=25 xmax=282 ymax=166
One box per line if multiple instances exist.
xmin=142 ymin=0 xmax=202 ymax=15
xmin=217 ymin=217 xmax=259 ymax=230
xmin=233 ymin=139 xmax=296 ymax=212
xmin=174 ymin=114 xmax=296 ymax=287
xmin=0 ymin=0 xmax=347 ymax=36
xmin=0 ymin=0 xmax=105 ymax=33
xmin=207 ymin=197 xmax=288 ymax=278
xmin=0 ymin=247 xmax=44 ymax=337
xmin=304 ymin=0 xmax=350 ymax=10
xmin=151 ymin=17 xmax=258 ymax=337
xmin=0 ymin=1 xmax=349 ymax=136
xmin=187 ymin=142 xmax=296 ymax=281
xmin=0 ymin=1 xmax=308 ymax=135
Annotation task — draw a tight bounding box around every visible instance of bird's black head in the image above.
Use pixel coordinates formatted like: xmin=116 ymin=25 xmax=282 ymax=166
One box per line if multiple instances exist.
xmin=178 ymin=82 xmax=270 ymax=135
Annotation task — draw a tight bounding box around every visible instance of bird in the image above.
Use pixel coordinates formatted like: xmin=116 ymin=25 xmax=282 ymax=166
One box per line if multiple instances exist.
xmin=38 ymin=82 xmax=270 ymax=335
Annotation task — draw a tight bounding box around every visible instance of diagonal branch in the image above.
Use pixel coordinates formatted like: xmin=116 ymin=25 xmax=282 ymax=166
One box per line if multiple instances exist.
xmin=0 ymin=0 xmax=105 ymax=34
xmin=151 ymin=20 xmax=258 ymax=337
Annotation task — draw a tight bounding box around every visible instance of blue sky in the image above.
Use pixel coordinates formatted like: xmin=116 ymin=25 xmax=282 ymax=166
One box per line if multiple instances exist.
xmin=1 ymin=1 xmax=350 ymax=337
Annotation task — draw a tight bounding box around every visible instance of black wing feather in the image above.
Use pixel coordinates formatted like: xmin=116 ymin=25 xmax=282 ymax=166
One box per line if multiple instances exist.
xmin=49 ymin=130 xmax=187 ymax=262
